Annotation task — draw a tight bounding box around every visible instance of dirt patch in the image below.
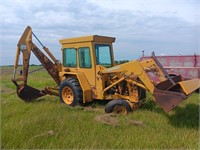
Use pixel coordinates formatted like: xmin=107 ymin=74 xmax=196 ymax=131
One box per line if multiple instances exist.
xmin=95 ymin=114 xmax=119 ymax=127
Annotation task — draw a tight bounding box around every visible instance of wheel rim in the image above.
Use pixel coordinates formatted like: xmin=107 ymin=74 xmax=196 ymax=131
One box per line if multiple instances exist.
xmin=113 ymin=105 xmax=127 ymax=114
xmin=62 ymin=86 xmax=74 ymax=105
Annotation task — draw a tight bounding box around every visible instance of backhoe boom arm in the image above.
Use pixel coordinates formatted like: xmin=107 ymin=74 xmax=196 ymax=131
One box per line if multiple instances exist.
xmin=12 ymin=26 xmax=61 ymax=101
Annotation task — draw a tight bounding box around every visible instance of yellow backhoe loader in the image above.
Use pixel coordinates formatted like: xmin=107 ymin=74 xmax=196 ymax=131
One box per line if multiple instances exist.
xmin=11 ymin=26 xmax=200 ymax=114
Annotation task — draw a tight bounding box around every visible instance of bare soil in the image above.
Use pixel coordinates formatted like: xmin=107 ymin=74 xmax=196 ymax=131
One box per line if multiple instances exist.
xmin=94 ymin=114 xmax=119 ymax=127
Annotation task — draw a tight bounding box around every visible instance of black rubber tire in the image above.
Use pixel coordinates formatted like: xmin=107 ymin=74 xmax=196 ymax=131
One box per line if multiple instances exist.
xmin=59 ymin=77 xmax=83 ymax=106
xmin=105 ymin=99 xmax=132 ymax=114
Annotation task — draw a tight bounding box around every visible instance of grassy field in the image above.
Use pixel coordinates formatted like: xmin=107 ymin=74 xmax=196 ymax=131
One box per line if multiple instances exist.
xmin=1 ymin=66 xmax=199 ymax=149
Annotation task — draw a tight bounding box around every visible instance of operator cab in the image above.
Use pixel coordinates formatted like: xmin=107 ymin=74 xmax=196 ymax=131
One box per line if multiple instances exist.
xmin=59 ymin=35 xmax=115 ymax=86
xmin=60 ymin=35 xmax=116 ymax=69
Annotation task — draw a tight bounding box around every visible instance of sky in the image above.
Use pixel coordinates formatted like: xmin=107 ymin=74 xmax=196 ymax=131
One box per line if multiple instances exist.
xmin=0 ymin=0 xmax=200 ymax=66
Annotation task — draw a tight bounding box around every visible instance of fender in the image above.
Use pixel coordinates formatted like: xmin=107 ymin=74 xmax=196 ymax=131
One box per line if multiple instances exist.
xmin=59 ymin=72 xmax=92 ymax=103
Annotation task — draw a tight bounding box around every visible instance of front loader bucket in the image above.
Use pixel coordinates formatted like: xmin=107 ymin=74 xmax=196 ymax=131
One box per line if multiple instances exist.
xmin=153 ymin=89 xmax=186 ymax=112
xmin=153 ymin=78 xmax=200 ymax=112
xmin=16 ymin=84 xmax=46 ymax=101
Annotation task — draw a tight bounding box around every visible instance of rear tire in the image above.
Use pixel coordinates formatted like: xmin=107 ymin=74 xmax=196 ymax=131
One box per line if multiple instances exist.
xmin=105 ymin=99 xmax=131 ymax=114
xmin=59 ymin=77 xmax=83 ymax=106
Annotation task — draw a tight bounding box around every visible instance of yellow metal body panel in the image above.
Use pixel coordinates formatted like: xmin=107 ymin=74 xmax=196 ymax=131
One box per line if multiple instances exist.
xmin=60 ymin=35 xmax=115 ymax=44
xmin=178 ymin=78 xmax=200 ymax=95
xmin=94 ymin=65 xmax=105 ymax=99
xmin=76 ymin=73 xmax=92 ymax=103
xmin=140 ymin=58 xmax=166 ymax=82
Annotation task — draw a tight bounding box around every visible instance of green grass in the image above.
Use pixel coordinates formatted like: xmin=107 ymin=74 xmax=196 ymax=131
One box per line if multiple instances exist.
xmin=1 ymin=66 xmax=199 ymax=149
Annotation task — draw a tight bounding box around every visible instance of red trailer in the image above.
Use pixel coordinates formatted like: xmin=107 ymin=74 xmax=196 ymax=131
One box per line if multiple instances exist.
xmin=140 ymin=54 xmax=200 ymax=80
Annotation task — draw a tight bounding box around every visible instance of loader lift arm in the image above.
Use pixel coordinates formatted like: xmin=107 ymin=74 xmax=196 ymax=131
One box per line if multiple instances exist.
xmin=100 ymin=52 xmax=200 ymax=112
xmin=11 ymin=26 xmax=61 ymax=101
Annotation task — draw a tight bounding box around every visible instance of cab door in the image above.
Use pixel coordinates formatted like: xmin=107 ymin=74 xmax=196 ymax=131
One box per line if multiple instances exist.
xmin=77 ymin=46 xmax=96 ymax=86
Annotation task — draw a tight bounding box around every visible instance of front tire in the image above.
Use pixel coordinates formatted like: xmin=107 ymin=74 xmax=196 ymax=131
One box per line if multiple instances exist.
xmin=105 ymin=99 xmax=131 ymax=114
xmin=59 ymin=77 xmax=83 ymax=106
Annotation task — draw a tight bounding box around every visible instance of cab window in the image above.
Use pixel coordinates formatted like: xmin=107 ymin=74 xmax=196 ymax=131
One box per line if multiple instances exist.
xmin=63 ymin=48 xmax=77 ymax=67
xmin=78 ymin=47 xmax=92 ymax=68
xmin=95 ymin=44 xmax=112 ymax=67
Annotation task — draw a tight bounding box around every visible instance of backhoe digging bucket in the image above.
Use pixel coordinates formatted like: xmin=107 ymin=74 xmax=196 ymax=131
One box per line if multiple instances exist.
xmin=153 ymin=78 xmax=200 ymax=112
xmin=12 ymin=79 xmax=46 ymax=101
xmin=17 ymin=84 xmax=46 ymax=101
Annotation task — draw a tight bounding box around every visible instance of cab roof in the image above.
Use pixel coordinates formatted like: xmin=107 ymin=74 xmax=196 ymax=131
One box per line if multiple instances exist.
xmin=59 ymin=35 xmax=115 ymax=44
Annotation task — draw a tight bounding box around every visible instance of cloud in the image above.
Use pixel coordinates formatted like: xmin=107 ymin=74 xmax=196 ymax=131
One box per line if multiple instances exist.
xmin=1 ymin=0 xmax=199 ymax=65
